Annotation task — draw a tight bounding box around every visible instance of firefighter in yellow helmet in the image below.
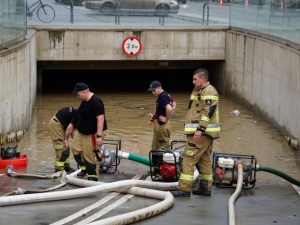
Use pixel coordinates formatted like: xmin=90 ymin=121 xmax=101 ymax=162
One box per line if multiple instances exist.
xmin=171 ymin=69 xmax=220 ymax=197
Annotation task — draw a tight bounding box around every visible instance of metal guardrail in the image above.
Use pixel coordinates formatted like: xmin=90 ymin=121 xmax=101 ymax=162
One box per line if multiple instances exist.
xmin=202 ymin=1 xmax=209 ymax=25
xmin=70 ymin=0 xmax=74 ymax=23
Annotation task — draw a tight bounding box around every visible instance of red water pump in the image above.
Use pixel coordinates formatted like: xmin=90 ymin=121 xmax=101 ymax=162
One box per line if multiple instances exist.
xmin=149 ymin=150 xmax=180 ymax=182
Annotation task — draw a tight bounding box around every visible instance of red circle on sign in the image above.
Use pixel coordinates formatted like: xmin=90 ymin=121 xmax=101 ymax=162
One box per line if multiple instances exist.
xmin=122 ymin=36 xmax=142 ymax=57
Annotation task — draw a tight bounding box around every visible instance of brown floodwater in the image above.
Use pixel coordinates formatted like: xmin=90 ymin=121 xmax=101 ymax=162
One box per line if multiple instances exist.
xmin=1 ymin=91 xmax=299 ymax=183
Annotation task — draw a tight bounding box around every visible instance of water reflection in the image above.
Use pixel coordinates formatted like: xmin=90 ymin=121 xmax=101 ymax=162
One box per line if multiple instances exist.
xmin=4 ymin=92 xmax=300 ymax=183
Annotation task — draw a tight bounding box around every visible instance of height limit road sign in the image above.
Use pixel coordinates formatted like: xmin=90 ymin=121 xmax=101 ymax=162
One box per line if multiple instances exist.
xmin=122 ymin=36 xmax=142 ymax=57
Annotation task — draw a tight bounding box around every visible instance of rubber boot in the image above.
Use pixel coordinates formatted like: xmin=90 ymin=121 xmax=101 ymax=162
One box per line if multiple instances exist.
xmin=74 ymin=154 xmax=86 ymax=178
xmin=192 ymin=180 xmax=211 ymax=196
xmin=88 ymin=177 xmax=98 ymax=182
xmin=64 ymin=166 xmax=75 ymax=174
xmin=60 ymin=148 xmax=70 ymax=162
xmin=74 ymin=153 xmax=85 ymax=168
xmin=85 ymin=161 xmax=97 ymax=180
xmin=170 ymin=188 xmax=191 ymax=197
xmin=76 ymin=170 xmax=86 ymax=178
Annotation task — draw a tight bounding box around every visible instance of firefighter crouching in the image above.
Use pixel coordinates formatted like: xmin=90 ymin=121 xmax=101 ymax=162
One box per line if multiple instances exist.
xmin=171 ymin=68 xmax=220 ymax=197
xmin=48 ymin=107 xmax=78 ymax=173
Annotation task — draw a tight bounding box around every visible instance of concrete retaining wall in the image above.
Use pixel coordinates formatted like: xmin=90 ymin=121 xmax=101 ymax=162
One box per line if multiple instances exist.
xmin=225 ymin=30 xmax=300 ymax=140
xmin=35 ymin=28 xmax=226 ymax=61
xmin=0 ymin=30 xmax=37 ymax=135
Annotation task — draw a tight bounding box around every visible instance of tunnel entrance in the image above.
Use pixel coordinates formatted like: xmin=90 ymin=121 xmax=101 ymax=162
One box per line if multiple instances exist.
xmin=38 ymin=60 xmax=225 ymax=93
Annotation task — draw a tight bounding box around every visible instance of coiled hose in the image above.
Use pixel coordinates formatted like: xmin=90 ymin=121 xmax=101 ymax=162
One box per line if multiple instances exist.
xmin=257 ymin=165 xmax=300 ymax=187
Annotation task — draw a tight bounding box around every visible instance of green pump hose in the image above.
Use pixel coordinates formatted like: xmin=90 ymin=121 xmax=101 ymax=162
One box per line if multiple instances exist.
xmin=128 ymin=153 xmax=151 ymax=166
xmin=258 ymin=165 xmax=300 ymax=187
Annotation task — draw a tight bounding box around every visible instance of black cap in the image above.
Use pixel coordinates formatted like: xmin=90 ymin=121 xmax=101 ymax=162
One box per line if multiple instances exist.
xmin=147 ymin=80 xmax=161 ymax=91
xmin=72 ymin=82 xmax=89 ymax=94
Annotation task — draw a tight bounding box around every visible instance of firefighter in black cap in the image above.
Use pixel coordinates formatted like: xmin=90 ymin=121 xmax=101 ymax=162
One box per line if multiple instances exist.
xmin=71 ymin=82 xmax=108 ymax=181
xmin=147 ymin=80 xmax=176 ymax=150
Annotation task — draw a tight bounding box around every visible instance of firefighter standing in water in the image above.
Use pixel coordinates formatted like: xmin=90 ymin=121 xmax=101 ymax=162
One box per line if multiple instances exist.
xmin=48 ymin=107 xmax=78 ymax=173
xmin=171 ymin=69 xmax=220 ymax=197
xmin=147 ymin=80 xmax=176 ymax=150
xmin=71 ymin=82 xmax=108 ymax=181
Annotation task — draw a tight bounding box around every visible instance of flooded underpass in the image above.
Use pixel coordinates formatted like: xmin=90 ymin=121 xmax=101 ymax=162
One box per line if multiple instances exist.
xmin=2 ymin=91 xmax=300 ymax=179
xmin=0 ymin=69 xmax=300 ymax=224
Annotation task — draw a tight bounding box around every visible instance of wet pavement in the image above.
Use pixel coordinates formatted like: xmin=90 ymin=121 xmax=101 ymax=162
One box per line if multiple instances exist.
xmin=0 ymin=170 xmax=300 ymax=225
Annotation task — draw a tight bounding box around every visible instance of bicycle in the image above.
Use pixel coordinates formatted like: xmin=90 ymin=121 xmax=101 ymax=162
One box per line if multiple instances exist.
xmin=26 ymin=0 xmax=55 ymax=23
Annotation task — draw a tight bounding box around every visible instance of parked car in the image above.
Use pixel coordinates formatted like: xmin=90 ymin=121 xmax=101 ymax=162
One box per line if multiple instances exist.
xmin=85 ymin=0 xmax=179 ymax=15
xmin=178 ymin=0 xmax=186 ymax=4
xmin=55 ymin=0 xmax=85 ymax=6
